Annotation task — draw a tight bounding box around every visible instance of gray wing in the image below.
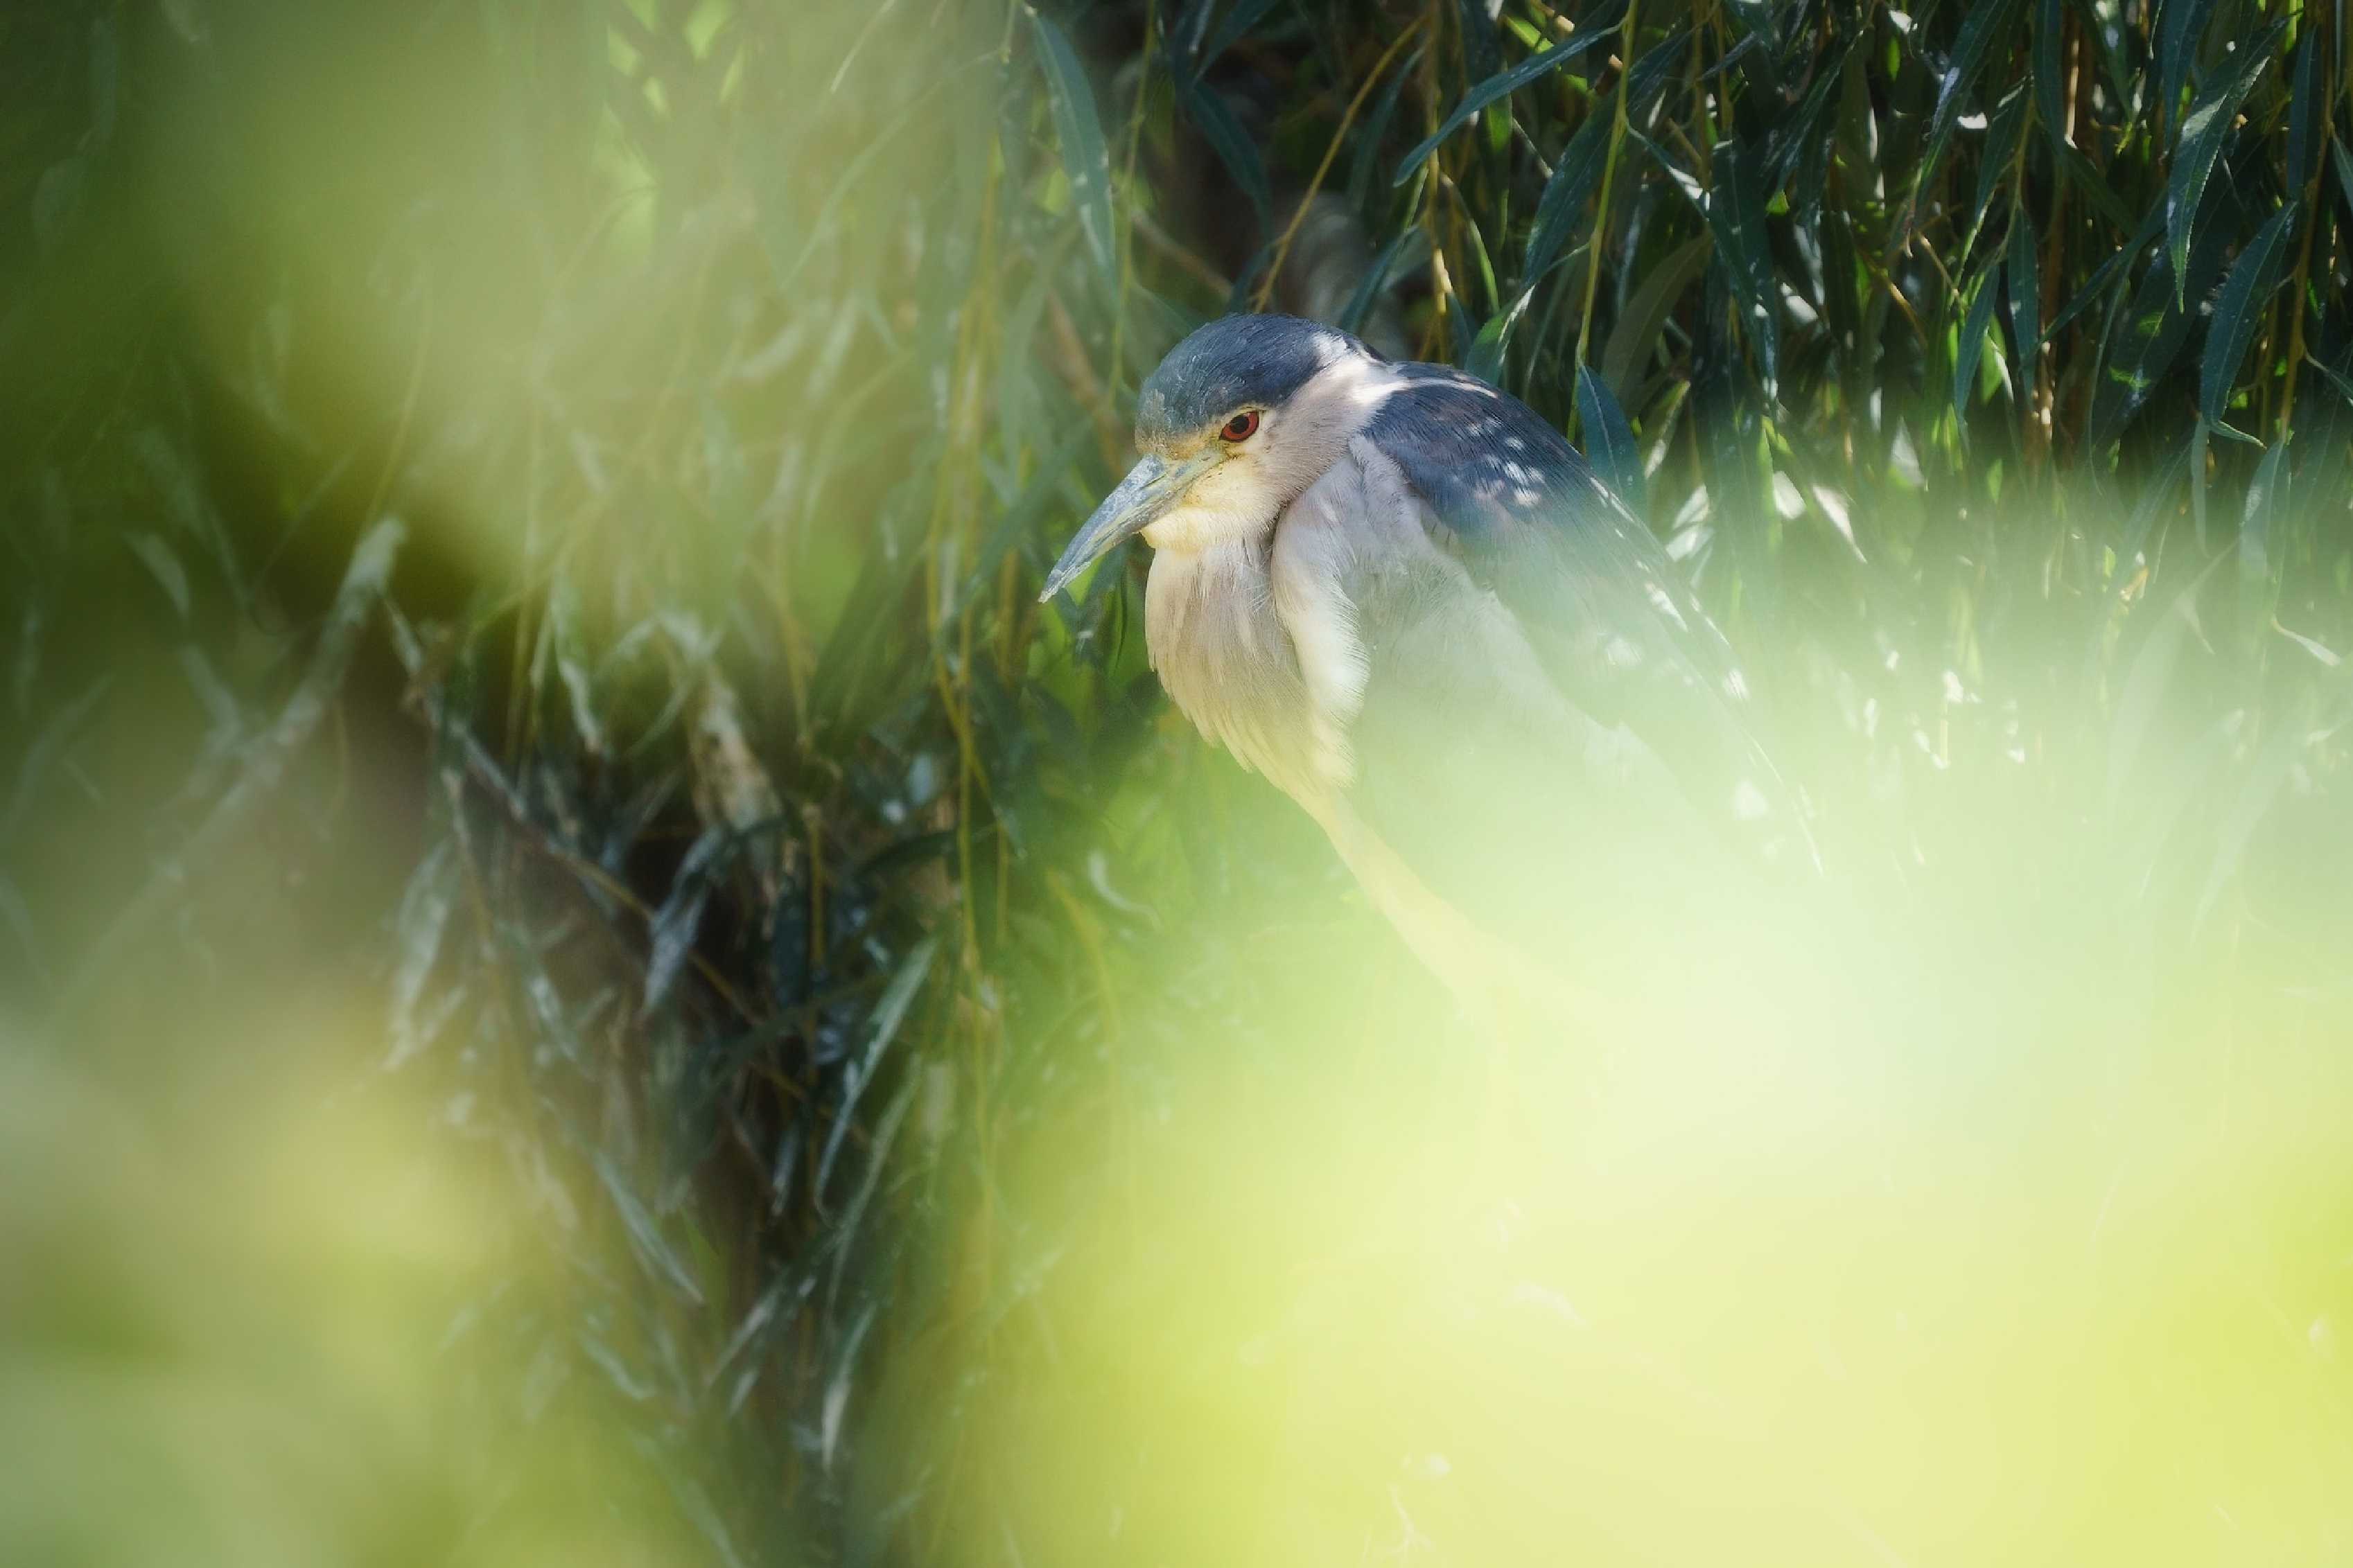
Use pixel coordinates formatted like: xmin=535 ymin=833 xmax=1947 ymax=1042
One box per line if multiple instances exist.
xmin=1352 ymin=367 xmax=1815 ymax=879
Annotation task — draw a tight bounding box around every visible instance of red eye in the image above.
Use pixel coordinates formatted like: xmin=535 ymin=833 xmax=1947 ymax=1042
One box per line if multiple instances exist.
xmin=1219 ymin=410 xmax=1260 ymax=441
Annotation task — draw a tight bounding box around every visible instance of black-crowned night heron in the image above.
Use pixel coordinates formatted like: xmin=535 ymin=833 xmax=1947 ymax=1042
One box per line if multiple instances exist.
xmin=1042 ymin=314 xmax=1808 ymax=1007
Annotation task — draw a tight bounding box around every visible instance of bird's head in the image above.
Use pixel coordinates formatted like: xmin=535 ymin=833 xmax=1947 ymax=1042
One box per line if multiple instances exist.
xmin=1040 ymin=314 xmax=1381 ymax=601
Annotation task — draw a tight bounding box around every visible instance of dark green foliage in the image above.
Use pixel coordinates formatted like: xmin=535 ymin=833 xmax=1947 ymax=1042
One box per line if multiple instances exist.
xmin=4 ymin=0 xmax=2352 ymax=1563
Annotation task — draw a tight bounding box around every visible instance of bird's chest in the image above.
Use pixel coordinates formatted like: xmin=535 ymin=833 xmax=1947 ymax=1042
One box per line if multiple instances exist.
xmin=1144 ymin=540 xmax=1322 ymax=805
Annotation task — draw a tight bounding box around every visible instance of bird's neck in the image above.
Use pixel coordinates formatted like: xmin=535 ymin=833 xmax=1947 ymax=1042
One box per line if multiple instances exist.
xmin=1144 ymin=538 xmax=1324 ymax=808
xmin=1141 ymin=493 xmax=1276 ymax=556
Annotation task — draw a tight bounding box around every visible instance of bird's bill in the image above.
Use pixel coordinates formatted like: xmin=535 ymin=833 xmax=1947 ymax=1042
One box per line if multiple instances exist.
xmin=1038 ymin=449 xmax=1221 ymax=601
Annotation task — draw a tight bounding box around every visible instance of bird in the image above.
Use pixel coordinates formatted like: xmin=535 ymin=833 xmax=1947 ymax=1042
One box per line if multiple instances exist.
xmin=1040 ymin=313 xmax=1810 ymax=1013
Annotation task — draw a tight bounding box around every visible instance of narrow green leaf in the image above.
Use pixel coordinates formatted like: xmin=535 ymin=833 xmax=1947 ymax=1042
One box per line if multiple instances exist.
xmin=816 ymin=934 xmax=939 ymax=1199
xmin=1390 ymin=1 xmax=1627 ymax=184
xmin=1629 ymin=129 xmax=1705 ymax=213
xmin=2167 ymin=19 xmax=2286 ymax=299
xmin=1443 ymin=290 xmax=1479 ymax=364
xmin=2305 ymin=350 xmax=2353 ymax=409
xmin=1707 ymin=139 xmax=1779 ymax=394
xmin=1455 ymin=0 xmax=1503 ymax=82
xmin=1576 ymin=363 xmax=1643 ymax=510
xmin=2189 ymin=420 xmax=2210 ymax=547
xmin=1524 ymin=18 xmax=1682 ymax=259
xmin=1521 ymin=115 xmax=1612 ymax=290
xmin=2199 ymin=202 xmax=2295 ymax=429
xmin=2113 ymin=441 xmax=2194 ymax=595
xmin=1914 ymin=0 xmax=2027 ymax=224
xmin=2052 ymin=135 xmax=2140 ymax=234
xmin=1174 ymin=62 xmax=1270 ymax=222
xmin=596 ymin=1153 xmax=706 ymax=1304
xmin=1969 ymin=87 xmax=2029 ymax=248
xmin=2090 ymin=186 xmax=2239 ymax=450
xmin=1719 ymin=0 xmax=1783 ymax=51
xmin=1953 ymin=260 xmax=2004 ymax=425
xmin=2006 ymin=213 xmax=2040 ymax=368
xmin=2043 ymin=203 xmax=2162 ymax=346
xmin=1340 ymin=224 xmax=1424 ymax=336
xmin=2241 ymin=434 xmax=2289 ymax=585
xmin=2031 ymin=0 xmax=2067 ymax=134
xmin=645 ymin=826 xmax=726 ymax=1015
xmin=1031 ymin=13 xmax=1118 ymax=283
xmin=2035 ymin=0 xmax=2131 ymax=234
xmin=1348 ymin=43 xmax=1424 ymax=212
xmin=2286 ymin=28 xmax=2323 ymax=197
xmin=2155 ymin=0 xmax=2219 ymax=121
xmin=1200 ymin=0 xmax=1285 ymax=70
xmin=1767 ymin=35 xmax=1848 ymax=191
xmin=1464 ymin=293 xmax=1530 ymax=385
xmin=1783 ymin=40 xmax=1853 ymax=219
xmin=124 ymin=532 xmax=191 ymax=619
xmin=1602 ymin=234 xmax=1711 ymax=403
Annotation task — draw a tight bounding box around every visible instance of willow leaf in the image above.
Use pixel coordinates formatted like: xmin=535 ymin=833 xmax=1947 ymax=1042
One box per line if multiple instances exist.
xmin=1953 ymin=259 xmax=2004 ymax=426
xmin=2033 ymin=0 xmax=2131 ymax=233
xmin=1708 ymin=139 xmax=1779 ymax=394
xmin=1520 ymin=30 xmax=1683 ymax=290
xmin=1522 ymin=114 xmax=1611 ymax=291
xmin=1914 ymin=0 xmax=2027 ymax=222
xmin=1177 ymin=66 xmax=1270 ymax=223
xmin=1391 ymin=1 xmax=1627 ymax=184
xmin=2200 ymin=202 xmax=2294 ymax=432
xmin=1341 ymin=224 xmax=1424 ymax=335
xmin=2155 ymin=0 xmax=2220 ymax=120
xmin=1602 ymin=234 xmax=1711 ymax=402
xmin=2090 ymin=185 xmax=2239 ymax=450
xmin=1464 ymin=291 xmax=1532 ymax=385
xmin=2167 ymin=20 xmax=2286 ymax=300
xmin=2044 ymin=203 xmax=2162 ymax=346
xmin=2286 ymin=28 xmax=2324 ymax=198
xmin=1200 ymin=0 xmax=1286 ymax=70
xmin=1576 ymin=363 xmax=1643 ymax=511
xmin=1969 ymin=87 xmax=2029 ymax=249
xmin=1031 ymin=13 xmax=1117 ymax=283
xmin=2007 ymin=213 xmax=2040 ymax=367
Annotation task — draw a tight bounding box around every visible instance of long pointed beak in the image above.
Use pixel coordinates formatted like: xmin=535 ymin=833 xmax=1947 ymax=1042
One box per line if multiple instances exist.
xmin=1038 ymin=450 xmax=1221 ymax=602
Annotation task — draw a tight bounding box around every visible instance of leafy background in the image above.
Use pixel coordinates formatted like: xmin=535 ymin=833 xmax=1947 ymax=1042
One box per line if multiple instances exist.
xmin=3 ymin=0 xmax=2350 ymax=1563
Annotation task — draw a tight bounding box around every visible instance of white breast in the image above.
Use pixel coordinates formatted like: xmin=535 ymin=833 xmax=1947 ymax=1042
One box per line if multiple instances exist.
xmin=1144 ymin=536 xmax=1323 ymax=808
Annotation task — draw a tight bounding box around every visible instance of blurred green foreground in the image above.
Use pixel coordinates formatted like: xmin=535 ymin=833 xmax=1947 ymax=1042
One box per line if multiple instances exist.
xmin=3 ymin=1 xmax=2351 ymax=1563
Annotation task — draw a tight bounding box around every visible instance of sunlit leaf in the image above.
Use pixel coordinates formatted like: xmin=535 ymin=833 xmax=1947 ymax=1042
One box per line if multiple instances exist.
xmin=2166 ymin=20 xmax=2286 ymax=299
